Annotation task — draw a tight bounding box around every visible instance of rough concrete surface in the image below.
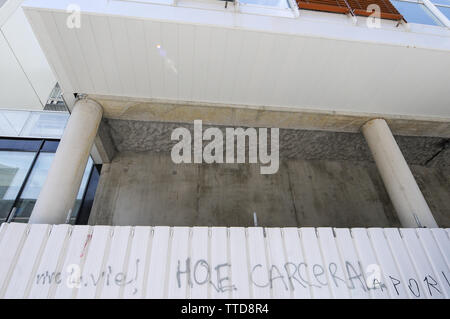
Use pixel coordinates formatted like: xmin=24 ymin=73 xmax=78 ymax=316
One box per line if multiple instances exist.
xmin=89 ymin=119 xmax=449 ymax=227
xmin=88 ymin=151 xmax=450 ymax=228
xmin=91 ymin=94 xmax=450 ymax=138
xmin=104 ymin=119 xmax=449 ymax=167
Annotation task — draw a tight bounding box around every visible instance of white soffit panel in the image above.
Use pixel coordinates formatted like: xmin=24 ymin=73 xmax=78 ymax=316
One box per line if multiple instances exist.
xmin=0 ymin=0 xmax=22 ymax=27
xmin=1 ymin=7 xmax=57 ymax=106
xmin=21 ymin=2 xmax=450 ymax=118
xmin=0 ymin=223 xmax=449 ymax=299
xmin=0 ymin=32 xmax=42 ymax=110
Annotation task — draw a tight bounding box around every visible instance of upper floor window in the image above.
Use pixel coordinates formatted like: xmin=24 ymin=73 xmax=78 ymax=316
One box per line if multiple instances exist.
xmin=430 ymin=0 xmax=450 ymax=18
xmin=0 ymin=110 xmax=69 ymax=139
xmin=239 ymin=0 xmax=291 ymax=9
xmin=390 ymin=0 xmax=443 ymax=26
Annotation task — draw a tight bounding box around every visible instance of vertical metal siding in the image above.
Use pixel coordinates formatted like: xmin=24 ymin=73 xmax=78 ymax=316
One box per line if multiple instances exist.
xmin=0 ymin=223 xmax=449 ymax=299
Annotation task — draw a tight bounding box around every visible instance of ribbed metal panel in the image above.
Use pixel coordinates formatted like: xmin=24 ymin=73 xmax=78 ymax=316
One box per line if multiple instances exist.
xmin=0 ymin=223 xmax=448 ymax=299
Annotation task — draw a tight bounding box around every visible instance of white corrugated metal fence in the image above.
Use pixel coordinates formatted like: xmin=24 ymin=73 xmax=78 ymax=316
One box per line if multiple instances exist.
xmin=0 ymin=223 xmax=449 ymax=299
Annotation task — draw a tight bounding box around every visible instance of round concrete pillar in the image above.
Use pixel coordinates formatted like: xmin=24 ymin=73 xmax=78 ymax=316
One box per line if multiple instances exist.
xmin=362 ymin=119 xmax=438 ymax=228
xmin=29 ymin=98 xmax=103 ymax=224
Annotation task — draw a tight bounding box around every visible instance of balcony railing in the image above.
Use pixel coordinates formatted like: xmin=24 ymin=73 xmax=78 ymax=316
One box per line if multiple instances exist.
xmin=296 ymin=0 xmax=405 ymax=20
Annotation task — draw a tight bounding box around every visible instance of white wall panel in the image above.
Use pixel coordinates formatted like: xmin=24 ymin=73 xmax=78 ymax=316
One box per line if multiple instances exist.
xmin=367 ymin=228 xmax=409 ymax=298
xmin=316 ymin=228 xmax=350 ymax=298
xmin=27 ymin=224 xmax=71 ymax=299
xmin=333 ymin=228 xmax=370 ymax=298
xmin=75 ymin=226 xmax=111 ymax=299
xmin=210 ymin=227 xmax=230 ymax=299
xmin=108 ymin=16 xmax=138 ymax=97
xmin=351 ymin=228 xmax=390 ymax=298
xmin=52 ymin=226 xmax=91 ymax=299
xmin=51 ymin=12 xmax=95 ymax=94
xmin=247 ymin=227 xmax=271 ymax=299
xmin=384 ymin=228 xmax=427 ymax=298
xmin=20 ymin=5 xmax=450 ymax=118
xmin=145 ymin=226 xmax=170 ymax=298
xmin=191 ymin=25 xmax=211 ymax=102
xmin=0 ymin=33 xmax=42 ymax=109
xmin=160 ymin=22 xmax=179 ymax=100
xmin=431 ymin=229 xmax=450 ymax=267
xmin=88 ymin=15 xmax=124 ymax=96
xmin=416 ymin=228 xmax=450 ymax=298
xmin=190 ymin=227 xmax=209 ymax=299
xmin=401 ymin=228 xmax=447 ymax=298
xmin=127 ymin=19 xmax=153 ymax=99
xmin=167 ymin=227 xmax=190 ymax=299
xmin=71 ymin=14 xmax=110 ymax=95
xmin=265 ymin=228 xmax=290 ymax=299
xmin=282 ymin=227 xmax=311 ymax=298
xmin=0 ymin=223 xmax=449 ymax=299
xmin=229 ymin=227 xmax=250 ymax=299
xmin=0 ymin=223 xmax=28 ymax=296
xmin=2 ymin=224 xmax=50 ymax=298
xmin=203 ymin=27 xmax=226 ymax=103
xmin=98 ymin=226 xmax=132 ymax=299
xmin=122 ymin=226 xmax=151 ymax=299
xmin=300 ymin=228 xmax=332 ymax=298
xmin=0 ymin=2 xmax=56 ymax=111
xmin=1 ymin=7 xmax=56 ymax=106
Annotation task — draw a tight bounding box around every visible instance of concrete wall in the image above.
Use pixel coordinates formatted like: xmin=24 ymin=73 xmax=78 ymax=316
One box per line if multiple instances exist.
xmin=104 ymin=119 xmax=450 ymax=167
xmin=89 ymin=119 xmax=450 ymax=228
xmin=88 ymin=151 xmax=450 ymax=228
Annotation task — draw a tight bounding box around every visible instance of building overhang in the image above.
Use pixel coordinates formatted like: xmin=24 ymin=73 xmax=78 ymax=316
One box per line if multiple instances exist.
xmin=92 ymin=94 xmax=450 ymax=137
xmin=22 ymin=0 xmax=450 ymax=132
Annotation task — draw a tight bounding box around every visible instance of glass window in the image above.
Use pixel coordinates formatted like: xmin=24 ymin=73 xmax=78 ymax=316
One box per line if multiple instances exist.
xmin=10 ymin=153 xmax=94 ymax=223
xmin=0 ymin=139 xmax=41 ymax=152
xmin=0 ymin=111 xmax=31 ymax=136
xmin=20 ymin=112 xmax=69 ymax=138
xmin=11 ymin=152 xmax=55 ymax=223
xmin=436 ymin=5 xmax=450 ymax=18
xmin=0 ymin=113 xmax=18 ymax=136
xmin=239 ymin=0 xmax=290 ymax=9
xmin=68 ymin=158 xmax=93 ymax=225
xmin=0 ymin=138 xmax=97 ymax=224
xmin=430 ymin=0 xmax=450 ymax=5
xmin=391 ymin=0 xmax=443 ymax=26
xmin=0 ymin=151 xmax=35 ymax=223
xmin=0 ymin=110 xmax=69 ymax=139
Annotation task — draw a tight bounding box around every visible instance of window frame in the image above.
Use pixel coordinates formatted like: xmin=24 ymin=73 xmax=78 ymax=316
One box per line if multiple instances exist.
xmin=434 ymin=3 xmax=450 ymax=19
xmin=0 ymin=137 xmax=99 ymax=224
xmin=390 ymin=0 xmax=447 ymax=26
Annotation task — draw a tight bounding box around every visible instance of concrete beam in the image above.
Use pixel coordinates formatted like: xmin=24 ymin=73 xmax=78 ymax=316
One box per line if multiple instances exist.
xmin=90 ymin=121 xmax=116 ymax=164
xmin=89 ymin=95 xmax=450 ymax=138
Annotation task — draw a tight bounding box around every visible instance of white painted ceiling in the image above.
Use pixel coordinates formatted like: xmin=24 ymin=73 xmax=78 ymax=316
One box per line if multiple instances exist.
xmin=22 ymin=1 xmax=450 ymax=118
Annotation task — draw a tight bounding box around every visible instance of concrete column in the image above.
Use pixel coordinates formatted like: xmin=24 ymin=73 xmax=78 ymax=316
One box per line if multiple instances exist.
xmin=362 ymin=119 xmax=438 ymax=228
xmin=29 ymin=98 xmax=103 ymax=224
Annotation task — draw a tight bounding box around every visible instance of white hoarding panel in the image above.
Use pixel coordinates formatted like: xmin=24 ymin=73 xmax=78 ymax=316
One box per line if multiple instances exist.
xmin=0 ymin=223 xmax=449 ymax=299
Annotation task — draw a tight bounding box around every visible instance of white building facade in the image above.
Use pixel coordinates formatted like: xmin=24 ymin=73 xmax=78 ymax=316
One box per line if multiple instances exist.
xmin=0 ymin=0 xmax=449 ymax=298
